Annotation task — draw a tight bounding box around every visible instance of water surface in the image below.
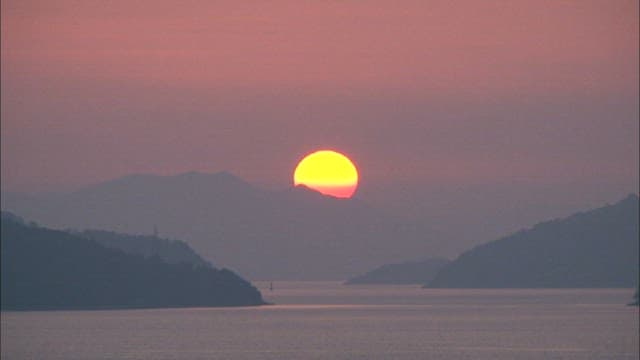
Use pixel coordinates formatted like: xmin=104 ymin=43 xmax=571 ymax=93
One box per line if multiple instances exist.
xmin=2 ymin=282 xmax=638 ymax=359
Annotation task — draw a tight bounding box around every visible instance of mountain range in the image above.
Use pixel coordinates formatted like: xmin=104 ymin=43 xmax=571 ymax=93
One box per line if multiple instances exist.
xmin=1 ymin=171 xmax=442 ymax=280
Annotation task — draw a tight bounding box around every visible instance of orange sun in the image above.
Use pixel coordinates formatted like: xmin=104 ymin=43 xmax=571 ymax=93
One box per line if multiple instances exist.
xmin=293 ymin=150 xmax=359 ymax=198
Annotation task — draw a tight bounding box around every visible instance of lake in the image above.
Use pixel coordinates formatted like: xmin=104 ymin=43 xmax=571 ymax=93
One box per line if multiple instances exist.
xmin=2 ymin=282 xmax=638 ymax=359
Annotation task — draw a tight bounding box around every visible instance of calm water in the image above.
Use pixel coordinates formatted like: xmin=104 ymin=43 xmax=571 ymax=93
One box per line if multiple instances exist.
xmin=2 ymin=282 xmax=638 ymax=360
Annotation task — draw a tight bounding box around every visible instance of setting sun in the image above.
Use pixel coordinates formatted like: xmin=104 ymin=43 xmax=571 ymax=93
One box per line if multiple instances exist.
xmin=293 ymin=150 xmax=359 ymax=198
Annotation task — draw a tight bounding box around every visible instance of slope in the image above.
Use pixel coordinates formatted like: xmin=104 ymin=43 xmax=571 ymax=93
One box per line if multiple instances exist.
xmin=1 ymin=215 xmax=265 ymax=310
xmin=427 ymin=194 xmax=639 ymax=288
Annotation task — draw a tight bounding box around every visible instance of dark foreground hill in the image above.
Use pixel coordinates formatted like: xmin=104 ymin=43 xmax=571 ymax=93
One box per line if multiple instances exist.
xmin=427 ymin=194 xmax=639 ymax=288
xmin=1 ymin=215 xmax=265 ymax=310
xmin=79 ymin=229 xmax=212 ymax=268
xmin=345 ymin=258 xmax=449 ymax=285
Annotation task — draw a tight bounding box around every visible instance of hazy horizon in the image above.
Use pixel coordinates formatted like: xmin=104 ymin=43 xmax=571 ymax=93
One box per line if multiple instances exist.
xmin=3 ymin=169 xmax=636 ymax=259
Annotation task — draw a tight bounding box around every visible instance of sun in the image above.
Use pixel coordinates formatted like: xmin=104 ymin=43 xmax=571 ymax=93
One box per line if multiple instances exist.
xmin=293 ymin=150 xmax=359 ymax=198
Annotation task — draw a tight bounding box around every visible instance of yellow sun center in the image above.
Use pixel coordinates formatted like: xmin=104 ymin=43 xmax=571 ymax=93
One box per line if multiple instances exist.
xmin=293 ymin=150 xmax=359 ymax=198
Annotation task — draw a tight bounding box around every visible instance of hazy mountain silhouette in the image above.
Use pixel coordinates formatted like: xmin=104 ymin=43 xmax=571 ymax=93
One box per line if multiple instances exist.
xmin=78 ymin=230 xmax=212 ymax=268
xmin=427 ymin=194 xmax=639 ymax=288
xmin=1 ymin=213 xmax=265 ymax=310
xmin=345 ymin=257 xmax=450 ymax=285
xmin=1 ymin=172 xmax=442 ymax=280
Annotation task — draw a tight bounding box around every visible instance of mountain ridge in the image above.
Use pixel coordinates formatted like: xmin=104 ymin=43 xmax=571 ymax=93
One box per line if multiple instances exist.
xmin=427 ymin=194 xmax=639 ymax=288
xmin=1 ymin=171 xmax=443 ymax=280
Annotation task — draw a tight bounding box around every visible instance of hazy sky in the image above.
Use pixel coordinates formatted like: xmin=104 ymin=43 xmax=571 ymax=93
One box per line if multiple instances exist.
xmin=2 ymin=1 xmax=638 ymax=245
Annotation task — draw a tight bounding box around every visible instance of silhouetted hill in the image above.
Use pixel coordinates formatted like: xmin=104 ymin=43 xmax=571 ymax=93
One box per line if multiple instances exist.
xmin=630 ymin=287 xmax=639 ymax=306
xmin=0 ymin=211 xmax=26 ymax=225
xmin=1 ymin=172 xmax=442 ymax=280
xmin=345 ymin=257 xmax=450 ymax=285
xmin=427 ymin=194 xmax=639 ymax=288
xmin=78 ymin=230 xmax=212 ymax=268
xmin=1 ymin=215 xmax=265 ymax=310
xmin=1 ymin=211 xmax=212 ymax=267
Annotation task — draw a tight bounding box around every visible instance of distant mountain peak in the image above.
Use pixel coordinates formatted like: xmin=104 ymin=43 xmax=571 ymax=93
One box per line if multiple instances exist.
xmin=176 ymin=170 xmax=207 ymax=178
xmin=289 ymin=184 xmax=325 ymax=196
xmin=174 ymin=170 xmax=253 ymax=188
xmin=177 ymin=170 xmax=235 ymax=179
xmin=2 ymin=170 xmax=439 ymax=280
xmin=287 ymin=184 xmax=355 ymax=201
xmin=77 ymin=170 xmax=254 ymax=194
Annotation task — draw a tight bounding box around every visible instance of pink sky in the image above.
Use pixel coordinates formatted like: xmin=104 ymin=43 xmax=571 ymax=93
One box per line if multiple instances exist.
xmin=3 ymin=1 xmax=636 ymax=92
xmin=2 ymin=0 xmax=638 ymax=198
